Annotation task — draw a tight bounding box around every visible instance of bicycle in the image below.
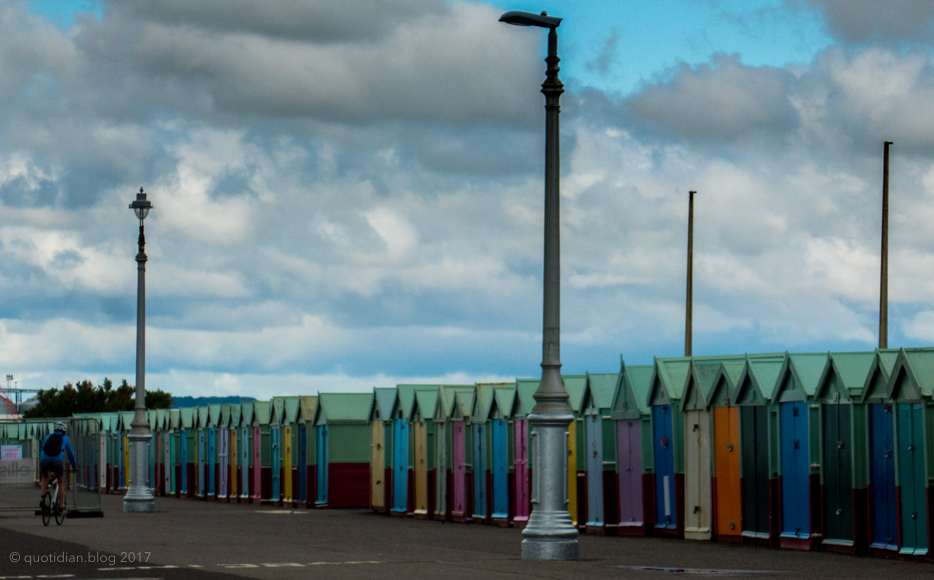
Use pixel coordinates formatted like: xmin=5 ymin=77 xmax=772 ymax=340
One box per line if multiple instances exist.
xmin=40 ymin=469 xmax=76 ymax=526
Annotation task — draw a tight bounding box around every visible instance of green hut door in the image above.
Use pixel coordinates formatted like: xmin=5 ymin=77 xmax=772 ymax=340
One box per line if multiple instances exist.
xmin=740 ymin=406 xmax=770 ymax=538
xmin=822 ymin=403 xmax=853 ymax=543
xmin=897 ymin=403 xmax=927 ymax=555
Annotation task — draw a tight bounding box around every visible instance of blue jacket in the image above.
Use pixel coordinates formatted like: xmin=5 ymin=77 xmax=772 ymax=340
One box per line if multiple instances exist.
xmin=40 ymin=431 xmax=78 ymax=467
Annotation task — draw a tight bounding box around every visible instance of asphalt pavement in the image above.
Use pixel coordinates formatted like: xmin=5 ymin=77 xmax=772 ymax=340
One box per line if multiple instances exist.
xmin=0 ymin=494 xmax=929 ymax=579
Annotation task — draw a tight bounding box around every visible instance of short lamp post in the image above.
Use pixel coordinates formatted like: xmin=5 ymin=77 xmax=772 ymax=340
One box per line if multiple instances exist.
xmin=124 ymin=187 xmax=155 ymax=513
xmin=499 ymin=10 xmax=578 ymax=560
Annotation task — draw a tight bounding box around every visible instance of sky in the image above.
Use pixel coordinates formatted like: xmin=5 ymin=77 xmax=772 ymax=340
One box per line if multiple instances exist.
xmin=3 ymin=0 xmax=934 ymax=400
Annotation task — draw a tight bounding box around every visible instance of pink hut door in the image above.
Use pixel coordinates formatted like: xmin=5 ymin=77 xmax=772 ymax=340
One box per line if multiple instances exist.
xmin=514 ymin=419 xmax=530 ymax=521
xmin=617 ymin=419 xmax=644 ymax=526
xmin=453 ymin=421 xmax=466 ymax=517
xmin=252 ymin=426 xmax=262 ymax=499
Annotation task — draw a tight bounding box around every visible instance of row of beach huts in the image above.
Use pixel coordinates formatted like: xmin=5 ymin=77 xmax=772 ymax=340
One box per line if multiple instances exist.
xmin=2 ymin=347 xmax=934 ymax=560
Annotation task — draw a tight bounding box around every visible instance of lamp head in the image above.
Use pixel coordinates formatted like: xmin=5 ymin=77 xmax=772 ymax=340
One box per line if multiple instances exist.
xmin=499 ymin=10 xmax=561 ymax=28
xmin=129 ymin=187 xmax=153 ymax=221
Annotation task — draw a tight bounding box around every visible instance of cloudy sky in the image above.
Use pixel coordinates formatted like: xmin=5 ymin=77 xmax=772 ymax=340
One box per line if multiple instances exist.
xmin=3 ymin=0 xmax=934 ymax=399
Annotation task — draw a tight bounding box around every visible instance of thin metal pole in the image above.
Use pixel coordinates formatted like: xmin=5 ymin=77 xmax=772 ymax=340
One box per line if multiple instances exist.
xmin=686 ymin=191 xmax=695 ymax=357
xmin=880 ymin=141 xmax=892 ymax=349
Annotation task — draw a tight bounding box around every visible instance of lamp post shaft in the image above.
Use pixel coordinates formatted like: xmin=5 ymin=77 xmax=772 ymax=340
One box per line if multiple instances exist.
xmin=521 ymin=23 xmax=579 ymax=561
xmin=124 ymin=215 xmax=154 ymax=512
xmin=880 ymin=141 xmax=891 ymax=350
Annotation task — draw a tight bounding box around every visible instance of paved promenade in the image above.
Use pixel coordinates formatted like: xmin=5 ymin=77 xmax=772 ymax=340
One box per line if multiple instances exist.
xmin=0 ymin=494 xmax=929 ymax=579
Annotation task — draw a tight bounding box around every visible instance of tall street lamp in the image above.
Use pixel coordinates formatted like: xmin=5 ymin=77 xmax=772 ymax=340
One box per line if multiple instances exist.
xmin=499 ymin=10 xmax=578 ymax=560
xmin=124 ymin=187 xmax=155 ymax=512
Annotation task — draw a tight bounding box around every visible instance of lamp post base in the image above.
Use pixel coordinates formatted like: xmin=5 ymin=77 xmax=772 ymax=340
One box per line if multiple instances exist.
xmin=123 ymin=432 xmax=155 ymax=513
xmin=521 ymin=511 xmax=579 ymax=560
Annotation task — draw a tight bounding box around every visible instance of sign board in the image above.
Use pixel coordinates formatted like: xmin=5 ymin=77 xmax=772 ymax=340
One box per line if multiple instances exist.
xmin=0 ymin=459 xmax=35 ymax=484
xmin=1 ymin=445 xmax=22 ymax=460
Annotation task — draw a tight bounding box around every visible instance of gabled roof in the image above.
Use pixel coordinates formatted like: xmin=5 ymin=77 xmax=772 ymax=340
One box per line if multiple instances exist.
xmin=197 ymin=406 xmax=209 ymax=429
xmin=271 ymin=397 xmax=285 ymax=425
xmin=240 ymin=402 xmax=254 ymax=426
xmin=771 ymin=352 xmax=829 ymax=402
xmin=120 ymin=411 xmax=135 ymax=432
xmin=453 ymin=390 xmax=475 ymax=420
xmin=733 ymin=353 xmax=785 ymax=405
xmin=564 ymin=375 xmax=587 ymax=412
xmin=860 ymin=349 xmax=900 ymax=402
xmin=370 ymin=387 xmax=397 ymax=422
xmin=252 ymin=401 xmax=271 ymax=426
xmin=169 ymin=408 xmax=180 ymax=430
xmin=888 ymin=347 xmax=934 ymax=401
xmin=393 ymin=385 xmax=419 ymax=421
xmin=411 ymin=386 xmax=440 ymax=421
xmin=314 ymin=392 xmax=373 ymax=426
xmin=680 ymin=357 xmax=733 ymax=412
xmin=647 ymin=356 xmax=691 ymax=406
xmin=515 ymin=379 xmax=539 ymax=417
xmin=493 ymin=385 xmax=516 ymax=419
xmin=219 ymin=405 xmax=231 ymax=429
xmin=472 ymin=383 xmax=498 ymax=422
xmin=297 ymin=395 xmax=318 ymax=423
xmin=582 ymin=372 xmax=618 ymax=414
xmin=283 ymin=396 xmax=301 ymax=424
xmin=208 ymin=404 xmax=221 ymax=427
xmin=433 ymin=385 xmax=475 ymax=421
xmin=817 ymin=351 xmax=874 ymax=401
xmin=229 ymin=404 xmax=241 ymax=427
xmin=611 ymin=361 xmax=652 ymax=419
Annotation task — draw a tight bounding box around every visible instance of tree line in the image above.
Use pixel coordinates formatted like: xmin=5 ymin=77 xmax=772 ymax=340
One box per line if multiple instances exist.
xmin=22 ymin=378 xmax=173 ymax=419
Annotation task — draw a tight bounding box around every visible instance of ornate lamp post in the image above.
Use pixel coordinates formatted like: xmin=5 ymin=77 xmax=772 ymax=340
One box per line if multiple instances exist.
xmin=499 ymin=10 xmax=578 ymax=560
xmin=124 ymin=187 xmax=155 ymax=512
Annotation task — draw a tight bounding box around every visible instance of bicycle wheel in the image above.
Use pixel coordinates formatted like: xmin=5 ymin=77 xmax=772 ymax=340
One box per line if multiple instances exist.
xmin=41 ymin=491 xmax=52 ymax=526
xmin=54 ymin=496 xmax=66 ymax=525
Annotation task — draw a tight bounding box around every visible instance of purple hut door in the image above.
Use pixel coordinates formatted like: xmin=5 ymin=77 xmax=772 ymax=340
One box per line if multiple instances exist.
xmin=514 ymin=419 xmax=530 ymax=522
xmin=252 ymin=426 xmax=262 ymax=500
xmin=453 ymin=421 xmax=466 ymax=517
xmin=617 ymin=419 xmax=644 ymax=527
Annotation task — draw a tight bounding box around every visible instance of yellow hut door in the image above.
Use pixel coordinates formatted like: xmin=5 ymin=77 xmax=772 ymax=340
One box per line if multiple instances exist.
xmin=371 ymin=420 xmax=385 ymax=508
xmin=283 ymin=425 xmax=293 ymax=503
xmin=414 ymin=421 xmax=428 ymax=515
xmin=567 ymin=421 xmax=578 ymax=526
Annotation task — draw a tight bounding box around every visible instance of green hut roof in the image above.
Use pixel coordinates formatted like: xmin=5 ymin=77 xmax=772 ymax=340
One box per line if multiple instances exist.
xmin=493 ymin=385 xmax=517 ymax=419
xmin=412 ymin=386 xmax=440 ymax=421
xmin=583 ymin=373 xmax=618 ymax=412
xmin=371 ymin=388 xmax=396 ymax=422
xmin=453 ymin=390 xmax=475 ymax=420
xmin=230 ymin=404 xmax=241 ymax=427
xmin=297 ymin=395 xmax=318 ymax=423
xmin=733 ymin=354 xmax=785 ymax=405
xmin=196 ymin=406 xmax=209 ymax=429
xmin=314 ymin=392 xmax=374 ymax=425
xmin=219 ymin=404 xmax=231 ymax=429
xmin=208 ymin=404 xmax=221 ymax=427
xmin=888 ymin=347 xmax=934 ymax=400
xmin=472 ymin=384 xmax=497 ymax=421
xmin=394 ymin=385 xmax=419 ymax=421
xmin=434 ymin=385 xmax=474 ymax=421
xmin=564 ymin=375 xmax=587 ymax=412
xmin=516 ymin=379 xmax=539 ymax=416
xmin=120 ymin=411 xmax=135 ymax=432
xmin=271 ymin=397 xmax=285 ymax=425
xmin=240 ymin=402 xmax=254 ymax=427
xmin=818 ymin=351 xmax=874 ymax=400
xmin=680 ymin=357 xmax=732 ymax=411
xmin=252 ymin=401 xmax=271 ymax=426
xmin=648 ymin=357 xmax=691 ymax=406
xmin=771 ymin=352 xmax=829 ymax=401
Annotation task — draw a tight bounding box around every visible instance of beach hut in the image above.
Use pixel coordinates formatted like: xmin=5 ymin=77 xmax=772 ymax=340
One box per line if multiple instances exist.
xmin=239 ymin=402 xmax=254 ymax=502
xmin=297 ymin=396 xmax=318 ymax=507
xmin=451 ymin=389 xmax=476 ymax=522
xmin=166 ymin=409 xmax=179 ymax=496
xmin=886 ymin=348 xmax=933 ymax=557
xmin=432 ymin=385 xmax=475 ymax=521
xmin=218 ymin=405 xmax=231 ymax=501
xmin=510 ymin=379 xmax=539 ymax=528
xmin=859 ymin=349 xmax=900 ymax=555
xmin=647 ymin=357 xmax=691 ymax=538
xmin=679 ymin=357 xmax=721 ymax=541
xmin=562 ymin=375 xmax=587 ymax=529
xmin=410 ymin=386 xmax=440 ymax=519
xmin=611 ymin=360 xmax=653 ymax=536
xmin=207 ymin=404 xmax=221 ymax=500
xmin=369 ymin=388 xmax=395 ymax=512
xmin=490 ymin=384 xmax=517 ymax=527
xmin=704 ymin=358 xmax=746 ymax=543
xmin=814 ymin=351 xmax=876 ymax=554
xmin=389 ymin=385 xmax=418 ymax=515
xmin=733 ymin=354 xmax=785 ymax=546
xmin=194 ymin=406 xmax=208 ymax=498
xmin=149 ymin=410 xmax=159 ymax=495
xmin=580 ymin=372 xmax=619 ymax=534
xmin=771 ymin=352 xmax=827 ymax=550
xmin=120 ymin=411 xmax=134 ymax=491
xmin=270 ymin=398 xmax=284 ymax=504
xmin=251 ymin=401 xmax=272 ymax=504
xmin=470 ymin=383 xmax=496 ymax=524
xmin=313 ymin=392 xmax=373 ymax=508
xmin=228 ymin=404 xmax=241 ymax=502
xmin=282 ymin=397 xmax=300 ymax=505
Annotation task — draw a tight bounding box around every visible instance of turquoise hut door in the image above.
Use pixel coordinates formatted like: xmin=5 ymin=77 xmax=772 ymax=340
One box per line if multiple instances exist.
xmin=209 ymin=428 xmax=216 ymax=497
xmin=780 ymin=401 xmax=809 ymax=538
xmin=869 ymin=404 xmax=897 ymax=550
xmin=586 ymin=404 xmax=604 ymax=527
xmin=271 ymin=427 xmax=280 ymax=501
xmin=316 ymin=425 xmax=328 ymax=504
xmin=392 ymin=419 xmax=408 ymax=512
xmin=491 ymin=419 xmax=508 ymax=519
xmin=822 ymin=403 xmax=853 ymax=543
xmin=897 ymin=403 xmax=927 ymax=556
xmin=473 ymin=423 xmax=486 ymax=518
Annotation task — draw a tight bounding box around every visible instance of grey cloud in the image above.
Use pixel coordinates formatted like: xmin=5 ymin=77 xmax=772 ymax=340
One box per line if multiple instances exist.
xmin=625 ymin=55 xmax=799 ymax=144
xmin=793 ymin=0 xmax=934 ymax=43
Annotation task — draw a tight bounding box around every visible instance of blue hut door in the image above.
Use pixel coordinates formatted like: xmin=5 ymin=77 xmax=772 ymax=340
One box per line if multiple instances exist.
xmin=491 ymin=419 xmax=508 ymax=519
xmin=897 ymin=403 xmax=927 ymax=555
xmin=316 ymin=425 xmax=328 ymax=504
xmin=197 ymin=430 xmax=206 ymax=496
xmin=180 ymin=429 xmax=188 ymax=494
xmin=869 ymin=404 xmax=897 ymax=550
xmin=586 ymin=404 xmax=604 ymax=527
xmin=271 ymin=427 xmax=280 ymax=501
xmin=473 ymin=423 xmax=486 ymax=518
xmin=208 ymin=428 xmax=216 ymax=496
xmin=392 ymin=418 xmax=408 ymax=512
xmin=298 ymin=423 xmax=307 ymax=503
xmin=780 ymin=401 xmax=809 ymax=538
xmin=653 ymin=405 xmax=676 ymax=529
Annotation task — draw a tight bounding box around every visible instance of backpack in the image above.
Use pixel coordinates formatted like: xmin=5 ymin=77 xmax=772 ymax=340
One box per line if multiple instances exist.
xmin=43 ymin=432 xmax=64 ymax=457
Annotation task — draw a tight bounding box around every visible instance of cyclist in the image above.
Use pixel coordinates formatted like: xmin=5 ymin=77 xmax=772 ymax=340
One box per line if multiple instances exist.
xmin=39 ymin=422 xmax=78 ymax=513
